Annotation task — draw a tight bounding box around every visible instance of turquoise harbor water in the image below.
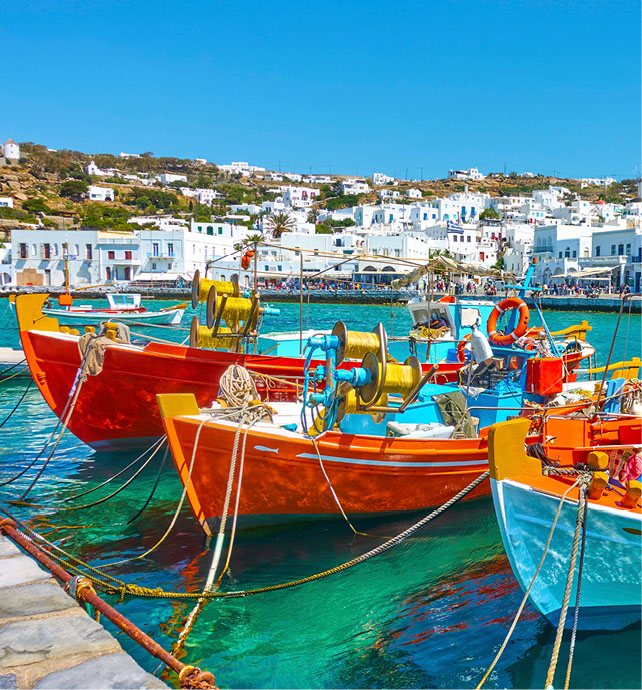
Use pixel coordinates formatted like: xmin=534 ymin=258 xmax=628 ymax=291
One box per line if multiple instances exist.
xmin=0 ymin=299 xmax=640 ymax=689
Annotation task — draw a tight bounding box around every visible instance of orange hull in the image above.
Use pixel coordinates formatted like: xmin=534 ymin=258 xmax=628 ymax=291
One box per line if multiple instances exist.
xmin=20 ymin=328 xmax=464 ymax=450
xmin=162 ymin=412 xmax=492 ymax=532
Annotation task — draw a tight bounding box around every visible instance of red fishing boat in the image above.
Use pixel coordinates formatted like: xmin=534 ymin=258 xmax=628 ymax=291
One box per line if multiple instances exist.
xmin=16 ymin=294 xmax=465 ymax=450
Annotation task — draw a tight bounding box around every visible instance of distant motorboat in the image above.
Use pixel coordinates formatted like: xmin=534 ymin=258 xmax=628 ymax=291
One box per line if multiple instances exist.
xmin=41 ymin=293 xmax=186 ymax=327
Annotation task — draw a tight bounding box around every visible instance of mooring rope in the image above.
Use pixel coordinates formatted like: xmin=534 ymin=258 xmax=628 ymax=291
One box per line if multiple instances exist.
xmin=476 ymin=477 xmax=583 ymax=690
xmin=1 ymin=470 xmax=490 ymax=601
xmin=545 ymin=478 xmax=589 ymax=690
xmin=0 ymin=377 xmax=33 ymax=429
xmin=564 ymin=485 xmax=588 ymax=690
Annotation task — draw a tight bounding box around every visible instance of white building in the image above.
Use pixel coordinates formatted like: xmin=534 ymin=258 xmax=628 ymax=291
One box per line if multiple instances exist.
xmin=119 ymin=152 xmax=140 ymax=159
xmin=341 ymin=179 xmax=370 ymax=195
xmin=282 ymin=186 xmax=321 ymax=208
xmin=580 ymin=177 xmax=617 ymax=188
xmin=195 ymin=189 xmax=225 ymax=205
xmin=0 ymin=197 xmax=14 ymax=208
xmin=87 ymin=160 xmax=108 ymax=177
xmin=378 ymin=189 xmax=401 ymax=200
xmin=87 ymin=185 xmax=115 ymax=202
xmin=159 ymin=173 xmax=188 ymax=185
xmin=447 ymin=167 xmax=485 ymax=181
xmin=217 ymin=161 xmax=265 ymax=177
xmin=406 ymin=188 xmax=422 ymax=199
xmin=372 ymin=173 xmax=396 ymax=185
xmin=2 ymin=139 xmax=20 ymax=160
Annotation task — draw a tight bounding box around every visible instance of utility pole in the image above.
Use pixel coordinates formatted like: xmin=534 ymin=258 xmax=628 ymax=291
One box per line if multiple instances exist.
xmin=503 ymin=161 xmax=507 ymax=176
xmin=405 ymin=167 xmax=408 ymax=180
xmin=420 ymin=166 xmax=424 ymax=181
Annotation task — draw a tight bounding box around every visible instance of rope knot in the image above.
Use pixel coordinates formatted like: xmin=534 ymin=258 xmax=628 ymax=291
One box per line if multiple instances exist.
xmin=179 ymin=665 xmax=217 ymax=689
xmin=0 ymin=517 xmax=16 ymax=531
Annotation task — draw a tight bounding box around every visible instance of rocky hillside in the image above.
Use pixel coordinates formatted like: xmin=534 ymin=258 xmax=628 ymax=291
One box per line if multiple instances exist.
xmin=0 ymin=142 xmax=638 ymax=235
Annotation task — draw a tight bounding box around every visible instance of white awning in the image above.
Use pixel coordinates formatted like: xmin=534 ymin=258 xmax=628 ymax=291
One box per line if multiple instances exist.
xmin=559 ymin=266 xmax=618 ymax=279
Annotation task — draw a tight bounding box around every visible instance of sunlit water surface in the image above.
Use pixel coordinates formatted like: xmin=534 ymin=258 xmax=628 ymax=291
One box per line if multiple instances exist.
xmin=0 ymin=298 xmax=639 ymax=689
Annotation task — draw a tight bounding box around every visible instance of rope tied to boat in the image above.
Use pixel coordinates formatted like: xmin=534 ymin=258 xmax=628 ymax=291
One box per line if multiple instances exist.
xmin=476 ymin=475 xmax=588 ymax=690
xmin=0 ymin=471 xmax=489 ymax=601
xmin=545 ymin=476 xmax=590 ymax=690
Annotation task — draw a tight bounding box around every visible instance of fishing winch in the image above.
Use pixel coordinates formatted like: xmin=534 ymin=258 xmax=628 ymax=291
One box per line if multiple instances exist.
xmin=301 ymin=321 xmax=435 ymax=434
xmin=190 ymin=270 xmax=280 ymax=352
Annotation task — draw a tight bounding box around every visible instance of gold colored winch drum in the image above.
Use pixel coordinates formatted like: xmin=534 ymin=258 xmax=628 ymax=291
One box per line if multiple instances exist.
xmin=358 ymin=352 xmax=422 ymax=404
xmin=189 ymin=316 xmax=235 ymax=350
xmin=191 ymin=269 xmax=239 ymax=309
xmin=205 ymin=286 xmax=260 ymax=332
xmin=332 ymin=321 xmax=388 ymax=364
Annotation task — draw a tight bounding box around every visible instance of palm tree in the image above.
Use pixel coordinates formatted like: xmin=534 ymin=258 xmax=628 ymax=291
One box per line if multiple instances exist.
xmin=265 ymin=212 xmax=296 ymax=239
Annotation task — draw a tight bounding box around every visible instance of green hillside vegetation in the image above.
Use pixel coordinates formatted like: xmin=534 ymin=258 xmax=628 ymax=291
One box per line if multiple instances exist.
xmin=0 ymin=142 xmax=637 ymax=235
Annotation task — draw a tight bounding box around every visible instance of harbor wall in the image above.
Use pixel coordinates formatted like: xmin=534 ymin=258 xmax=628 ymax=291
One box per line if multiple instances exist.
xmin=1 ymin=288 xmax=640 ymax=313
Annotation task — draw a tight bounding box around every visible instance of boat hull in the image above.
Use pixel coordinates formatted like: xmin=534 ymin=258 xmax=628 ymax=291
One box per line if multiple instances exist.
xmin=491 ymin=477 xmax=642 ymax=630
xmin=162 ymin=414 xmax=491 ymax=531
xmin=20 ymin=329 xmax=464 ymax=450
xmin=42 ymin=307 xmax=184 ymax=327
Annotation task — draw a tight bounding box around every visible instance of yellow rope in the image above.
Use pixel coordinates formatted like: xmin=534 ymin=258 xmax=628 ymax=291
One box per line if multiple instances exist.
xmin=476 ymin=478 xmax=581 ymax=690
xmin=545 ymin=479 xmax=589 ymax=690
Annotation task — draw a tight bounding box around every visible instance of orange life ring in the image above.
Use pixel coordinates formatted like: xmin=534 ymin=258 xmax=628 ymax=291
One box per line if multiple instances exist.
xmin=487 ymin=297 xmax=529 ymax=346
xmin=457 ymin=333 xmax=472 ymax=362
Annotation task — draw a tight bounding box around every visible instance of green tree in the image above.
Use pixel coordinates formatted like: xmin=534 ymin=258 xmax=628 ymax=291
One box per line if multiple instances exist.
xmin=60 ymin=179 xmax=88 ymax=201
xmin=480 ymin=207 xmax=500 ymax=220
xmin=23 ymin=198 xmax=51 ymax=215
xmin=265 ymin=212 xmax=296 ymax=238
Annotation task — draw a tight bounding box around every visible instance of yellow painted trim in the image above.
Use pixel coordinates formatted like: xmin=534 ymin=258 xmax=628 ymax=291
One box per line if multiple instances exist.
xmin=15 ymin=294 xmax=60 ymax=333
xmin=156 ymin=393 xmax=200 ymax=419
xmin=549 ymin=319 xmax=592 ymax=341
xmin=487 ymin=418 xmax=541 ymax=482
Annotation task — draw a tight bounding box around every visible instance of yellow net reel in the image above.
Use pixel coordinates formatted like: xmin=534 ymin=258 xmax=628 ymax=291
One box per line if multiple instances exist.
xmin=205 ymin=286 xmax=260 ymax=334
xmin=358 ymin=352 xmax=422 ymax=405
xmin=189 ymin=317 xmax=235 ymax=350
xmin=191 ymin=269 xmax=239 ymax=309
xmin=332 ymin=321 xmax=388 ymax=364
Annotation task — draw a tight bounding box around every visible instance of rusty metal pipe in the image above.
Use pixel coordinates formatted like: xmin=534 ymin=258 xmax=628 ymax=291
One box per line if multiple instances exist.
xmin=0 ymin=519 xmax=215 ymax=688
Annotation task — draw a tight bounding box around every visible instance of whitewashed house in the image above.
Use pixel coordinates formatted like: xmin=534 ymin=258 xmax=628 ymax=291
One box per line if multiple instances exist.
xmin=159 ymin=173 xmax=188 ymax=185
xmin=372 ymin=173 xmax=396 ymax=185
xmin=447 ymin=167 xmax=485 ymax=181
xmin=87 ymin=160 xmax=108 ymax=177
xmin=378 ymin=189 xmax=401 ymax=200
xmin=406 ymin=188 xmax=422 ymax=199
xmin=0 ymin=197 xmax=14 ymax=208
xmin=87 ymin=185 xmax=115 ymax=202
xmin=282 ymin=186 xmax=321 ymax=209
xmin=2 ymin=139 xmax=20 ymax=160
xmin=341 ymin=179 xmax=370 ymax=195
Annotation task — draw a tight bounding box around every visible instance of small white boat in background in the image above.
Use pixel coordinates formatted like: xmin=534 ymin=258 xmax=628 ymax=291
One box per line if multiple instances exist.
xmin=40 ymin=293 xmax=186 ymax=327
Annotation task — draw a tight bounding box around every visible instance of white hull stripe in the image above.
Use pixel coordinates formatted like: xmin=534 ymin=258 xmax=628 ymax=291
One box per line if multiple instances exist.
xmin=295 ymin=452 xmax=486 ymax=468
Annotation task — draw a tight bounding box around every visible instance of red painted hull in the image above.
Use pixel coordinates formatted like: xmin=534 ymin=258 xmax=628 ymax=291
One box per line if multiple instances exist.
xmin=20 ymin=329 xmax=465 ymax=450
xmin=162 ymin=414 xmax=491 ymax=531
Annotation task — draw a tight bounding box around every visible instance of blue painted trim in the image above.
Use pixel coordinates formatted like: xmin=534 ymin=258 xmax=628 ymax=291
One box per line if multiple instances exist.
xmin=295 ymin=452 xmax=485 ymax=468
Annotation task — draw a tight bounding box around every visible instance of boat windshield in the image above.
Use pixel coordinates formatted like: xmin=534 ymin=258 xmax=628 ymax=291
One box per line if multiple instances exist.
xmin=107 ymin=294 xmax=141 ymax=309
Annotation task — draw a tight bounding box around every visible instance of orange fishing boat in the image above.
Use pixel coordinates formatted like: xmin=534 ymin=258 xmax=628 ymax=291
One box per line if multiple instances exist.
xmin=15 ymin=294 xmax=463 ymax=450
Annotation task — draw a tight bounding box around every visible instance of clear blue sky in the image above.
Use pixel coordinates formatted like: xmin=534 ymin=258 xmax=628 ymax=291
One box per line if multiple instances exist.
xmin=1 ymin=0 xmax=639 ymax=180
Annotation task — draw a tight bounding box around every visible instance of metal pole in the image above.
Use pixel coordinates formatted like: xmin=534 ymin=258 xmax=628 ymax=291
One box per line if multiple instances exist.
xmin=299 ymin=252 xmax=304 ymax=354
xmin=596 ymin=294 xmax=628 ymax=409
xmin=253 ymin=241 xmax=258 ymax=291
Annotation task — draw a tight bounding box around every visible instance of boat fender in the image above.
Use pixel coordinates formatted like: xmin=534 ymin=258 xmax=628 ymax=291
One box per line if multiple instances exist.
xmin=470 ymin=325 xmax=493 ymax=362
